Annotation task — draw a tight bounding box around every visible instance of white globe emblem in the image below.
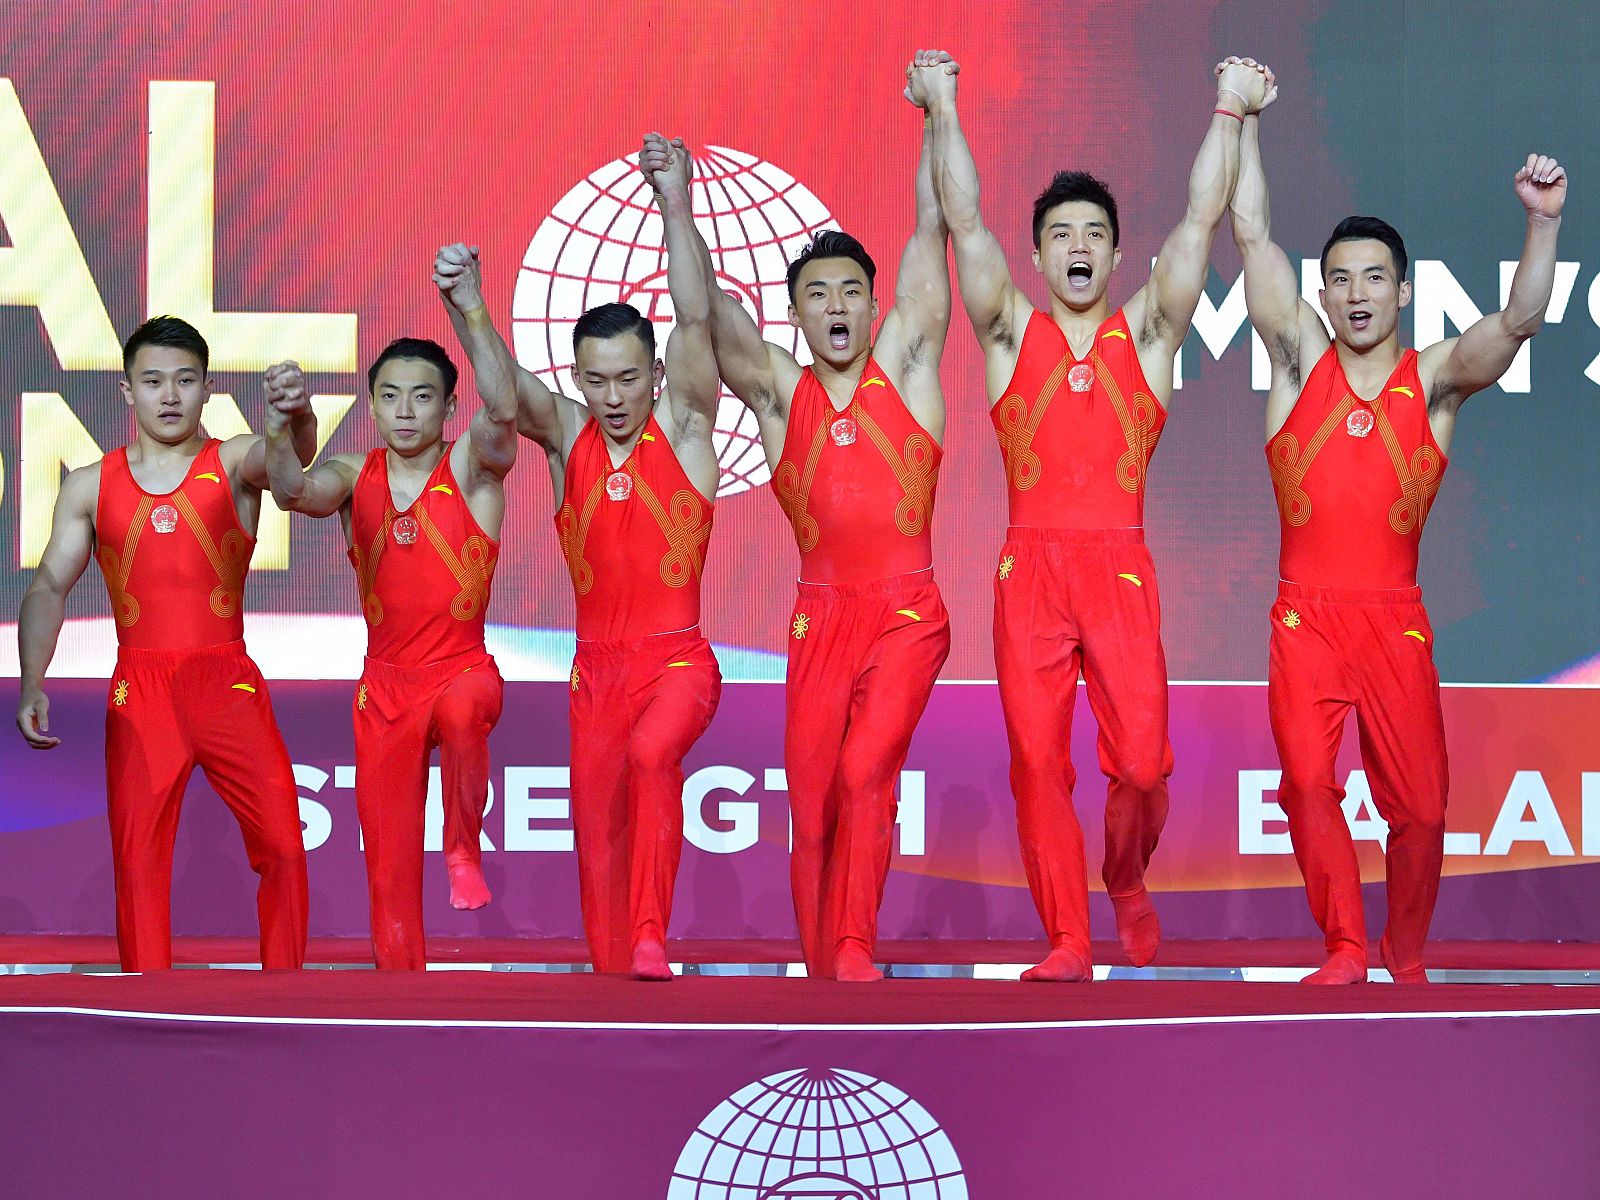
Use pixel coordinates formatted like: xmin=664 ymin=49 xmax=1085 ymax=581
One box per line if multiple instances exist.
xmin=667 ymin=1067 xmax=968 ymax=1199
xmin=512 ymin=145 xmax=836 ymax=497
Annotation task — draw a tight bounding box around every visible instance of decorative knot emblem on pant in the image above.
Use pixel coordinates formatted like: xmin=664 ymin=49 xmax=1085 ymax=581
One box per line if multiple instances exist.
xmin=1282 ymin=608 xmax=1302 ymax=629
xmin=791 ymin=613 xmax=811 ymax=640
xmin=998 ymin=555 xmax=1015 ymax=580
xmin=357 ymin=683 xmax=368 ymax=711
xmin=112 ymin=679 xmax=129 ymax=707
xmin=570 ymin=663 xmax=581 ymax=691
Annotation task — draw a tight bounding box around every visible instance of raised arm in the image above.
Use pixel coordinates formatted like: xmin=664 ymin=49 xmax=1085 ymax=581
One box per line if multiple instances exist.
xmin=1421 ymin=154 xmax=1567 ymax=431
xmin=434 ymin=243 xmax=584 ymax=456
xmin=924 ymin=55 xmax=1030 ymax=394
xmin=261 ymin=362 xmax=359 ymax=517
xmin=1126 ymin=57 xmax=1270 ymax=397
xmin=1230 ymin=91 xmax=1330 ymax=437
xmin=642 ymin=135 xmax=720 ymax=437
xmin=638 ymin=138 xmax=795 ymax=431
xmin=16 ymin=466 xmax=98 ymax=748
xmin=873 ymin=50 xmax=953 ymax=433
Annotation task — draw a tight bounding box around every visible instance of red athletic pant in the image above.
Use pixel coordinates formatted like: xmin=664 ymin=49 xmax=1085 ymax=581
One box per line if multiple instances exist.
xmin=353 ymin=649 xmax=503 ymax=970
xmin=1268 ymin=582 xmax=1447 ymax=976
xmin=103 ymin=640 xmax=307 ymax=971
xmin=994 ymin=528 xmax=1173 ymax=959
xmin=786 ymin=571 xmax=950 ymax=976
xmin=569 ymin=628 xmax=720 ymax=973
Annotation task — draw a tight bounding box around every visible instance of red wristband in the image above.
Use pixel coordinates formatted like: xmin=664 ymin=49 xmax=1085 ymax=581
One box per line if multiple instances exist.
xmin=1213 ymin=107 xmax=1245 ymax=123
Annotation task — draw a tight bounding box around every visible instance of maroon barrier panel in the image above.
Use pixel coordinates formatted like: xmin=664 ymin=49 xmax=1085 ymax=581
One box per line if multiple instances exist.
xmin=1 ymin=680 xmax=1596 ymax=944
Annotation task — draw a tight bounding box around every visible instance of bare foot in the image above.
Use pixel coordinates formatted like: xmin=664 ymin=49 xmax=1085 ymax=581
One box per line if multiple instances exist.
xmin=1110 ymin=888 xmax=1161 ymax=966
xmin=833 ymin=944 xmax=883 ymax=982
xmin=1300 ymin=951 xmax=1367 ymax=985
xmin=629 ymin=939 xmax=673 ymax=981
xmin=447 ymin=861 xmax=492 ymax=911
xmin=1021 ymin=946 xmax=1093 ymax=982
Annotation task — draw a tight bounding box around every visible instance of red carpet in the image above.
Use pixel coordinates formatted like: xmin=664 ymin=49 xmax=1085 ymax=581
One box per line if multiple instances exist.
xmin=3 ymin=965 xmax=1595 ymax=1025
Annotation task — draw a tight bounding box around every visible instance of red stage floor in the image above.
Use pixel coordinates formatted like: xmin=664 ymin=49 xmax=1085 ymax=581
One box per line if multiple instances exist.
xmin=4 ymin=933 xmax=1598 ymax=970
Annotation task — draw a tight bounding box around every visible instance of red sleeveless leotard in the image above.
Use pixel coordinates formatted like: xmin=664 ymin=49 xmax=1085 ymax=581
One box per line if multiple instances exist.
xmin=349 ymin=445 xmax=499 ymax=665
xmin=1268 ymin=346 xmax=1447 ymax=589
xmin=773 ymin=356 xmax=941 ymax=584
xmin=992 ymin=308 xmax=1165 ymax=528
xmin=95 ymin=439 xmax=251 ymax=651
xmin=557 ymin=414 xmax=712 ymax=641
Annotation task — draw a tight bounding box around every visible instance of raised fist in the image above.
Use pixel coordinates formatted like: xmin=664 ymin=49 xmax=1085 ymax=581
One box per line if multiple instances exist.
xmin=1215 ymin=56 xmax=1274 ymax=114
xmin=1514 ymin=154 xmax=1567 ymax=220
xmin=639 ymin=132 xmax=691 ymax=203
xmin=904 ymin=48 xmax=959 ymax=111
xmin=433 ymin=242 xmax=485 ymax=313
xmin=262 ymin=360 xmax=309 ymax=435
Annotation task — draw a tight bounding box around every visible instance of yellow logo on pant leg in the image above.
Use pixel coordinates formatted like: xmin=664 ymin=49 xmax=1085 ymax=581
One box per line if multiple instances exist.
xmin=231 ymin=683 xmax=257 ymax=693
xmin=896 ymin=608 xmax=921 ymax=621
xmin=570 ymin=664 xmax=580 ymax=692
xmin=792 ymin=613 xmax=811 ymax=640
xmin=357 ymin=683 xmax=368 ymax=711
xmin=667 ymin=661 xmax=692 ymax=668
xmin=1282 ymin=609 xmax=1302 ymax=629
xmin=998 ymin=555 xmax=1015 ymax=580
xmin=1403 ymin=630 xmax=1427 ymax=643
xmin=113 ymin=679 xmax=129 ymax=707
xmin=1117 ymin=573 xmax=1143 ymax=587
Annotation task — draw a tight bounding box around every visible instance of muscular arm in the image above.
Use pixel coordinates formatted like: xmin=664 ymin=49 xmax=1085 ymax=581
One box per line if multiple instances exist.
xmin=876 ymin=68 xmax=952 ymax=437
xmin=257 ymin=361 xmax=355 ymax=515
xmin=1421 ymin=154 xmax=1567 ymax=438
xmin=652 ymin=139 xmax=720 ymax=438
xmin=1230 ymin=107 xmax=1329 ymax=437
xmin=16 ymin=467 xmax=97 ymax=748
xmin=434 ymin=243 xmax=585 ymax=457
xmin=640 ymin=135 xmax=795 ymax=446
xmin=1126 ymin=59 xmax=1268 ymax=399
xmin=925 ymin=68 xmax=1029 ymax=397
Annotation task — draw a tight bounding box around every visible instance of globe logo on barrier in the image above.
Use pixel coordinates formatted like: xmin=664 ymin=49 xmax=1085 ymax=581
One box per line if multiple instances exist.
xmin=513 ymin=146 xmax=836 ymax=497
xmin=667 ymin=1067 xmax=968 ymax=1199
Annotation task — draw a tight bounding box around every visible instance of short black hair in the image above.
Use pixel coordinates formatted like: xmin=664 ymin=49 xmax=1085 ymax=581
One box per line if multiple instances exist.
xmin=367 ymin=337 xmax=458 ymax=396
xmin=572 ymin=302 xmax=656 ymax=357
xmin=1321 ymin=216 xmax=1408 ymax=280
xmin=122 ymin=315 xmax=208 ymax=377
xmin=1032 ymin=171 xmax=1120 ymax=248
xmin=786 ymin=230 xmax=877 ymax=303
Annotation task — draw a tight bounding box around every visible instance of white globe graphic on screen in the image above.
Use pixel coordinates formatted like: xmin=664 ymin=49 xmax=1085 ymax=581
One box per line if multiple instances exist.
xmin=667 ymin=1067 xmax=968 ymax=1199
xmin=513 ymin=146 xmax=835 ymax=497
